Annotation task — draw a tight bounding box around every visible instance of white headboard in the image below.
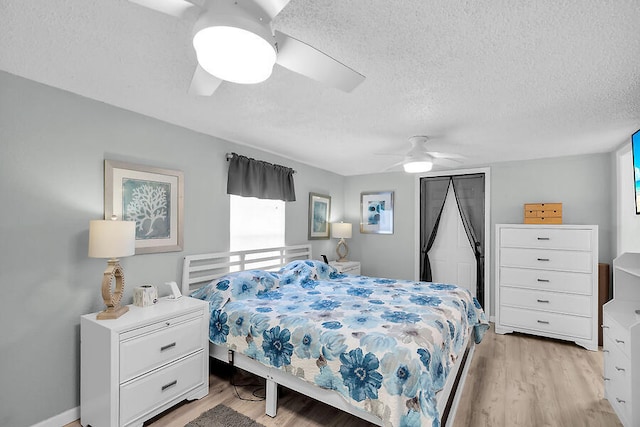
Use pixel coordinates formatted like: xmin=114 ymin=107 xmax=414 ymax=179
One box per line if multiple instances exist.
xmin=181 ymin=244 xmax=312 ymax=295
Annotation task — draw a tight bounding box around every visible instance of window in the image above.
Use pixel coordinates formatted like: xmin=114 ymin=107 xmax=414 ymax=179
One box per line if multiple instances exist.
xmin=229 ymin=195 xmax=285 ymax=251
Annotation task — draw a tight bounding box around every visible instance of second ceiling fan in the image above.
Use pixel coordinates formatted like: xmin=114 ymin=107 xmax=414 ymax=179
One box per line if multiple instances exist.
xmin=128 ymin=0 xmax=366 ymax=96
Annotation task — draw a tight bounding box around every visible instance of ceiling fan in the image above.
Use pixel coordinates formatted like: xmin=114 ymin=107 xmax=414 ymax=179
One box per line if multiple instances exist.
xmin=381 ymin=136 xmax=464 ymax=173
xmin=127 ymin=0 xmax=366 ymax=96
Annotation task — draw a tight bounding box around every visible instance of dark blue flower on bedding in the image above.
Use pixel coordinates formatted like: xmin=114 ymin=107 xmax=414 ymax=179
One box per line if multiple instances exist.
xmin=374 ymin=278 xmax=396 ymax=284
xmin=409 ymin=295 xmax=442 ymax=307
xmin=262 ymin=326 xmax=294 ymax=368
xmin=339 ymin=348 xmax=383 ymax=402
xmin=347 ymin=287 xmax=374 ymax=298
xmin=329 ymin=272 xmax=347 ymax=279
xmin=428 ymin=283 xmax=456 ymax=291
xmin=216 ymin=279 xmax=230 ymax=291
xmin=256 ymin=307 xmax=272 ymax=313
xmin=417 ymin=346 xmax=447 ymax=389
xmin=307 ymin=290 xmax=321 ymax=295
xmin=300 ymin=278 xmax=319 ymax=289
xmin=256 ymin=290 xmax=283 ymax=300
xmin=310 ymin=299 xmax=341 ymax=311
xmin=369 ymin=299 xmax=384 ymax=305
xmin=322 ymin=321 xmax=343 ymax=330
xmin=210 ymin=310 xmax=229 ymax=344
xmin=381 ymin=310 xmax=421 ymax=324
xmin=473 ymin=297 xmax=482 ymax=309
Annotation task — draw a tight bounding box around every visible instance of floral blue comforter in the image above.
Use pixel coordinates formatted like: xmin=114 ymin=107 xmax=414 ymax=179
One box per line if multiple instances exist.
xmin=190 ymin=260 xmax=489 ymax=427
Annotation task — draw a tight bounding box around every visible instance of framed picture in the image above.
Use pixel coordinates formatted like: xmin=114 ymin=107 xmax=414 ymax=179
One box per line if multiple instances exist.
xmin=105 ymin=160 xmax=184 ymax=254
xmin=360 ymin=191 xmax=394 ymax=234
xmin=308 ymin=192 xmax=331 ymax=240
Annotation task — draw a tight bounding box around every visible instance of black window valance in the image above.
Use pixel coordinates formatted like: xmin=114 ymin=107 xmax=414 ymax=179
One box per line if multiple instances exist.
xmin=226 ymin=153 xmax=296 ymax=202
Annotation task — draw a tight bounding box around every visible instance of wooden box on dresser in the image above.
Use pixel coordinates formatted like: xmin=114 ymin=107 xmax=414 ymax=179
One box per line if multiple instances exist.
xmin=603 ymin=252 xmax=640 ymax=427
xmin=495 ymin=224 xmax=598 ymax=351
xmin=81 ymin=297 xmax=210 ymax=427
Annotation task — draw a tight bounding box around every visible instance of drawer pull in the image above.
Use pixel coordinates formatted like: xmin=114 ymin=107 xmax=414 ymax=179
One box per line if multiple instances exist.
xmin=536 ymin=299 xmax=550 ymax=303
xmin=160 ymin=342 xmax=177 ymax=352
xmin=165 ymin=322 xmax=171 ymax=326
xmin=603 ymin=349 xmax=610 ymax=353
xmin=615 ymin=339 xmax=625 ymax=344
xmin=537 ymin=258 xmax=550 ymax=262
xmin=537 ymin=279 xmax=550 ymax=282
xmin=616 ymin=398 xmax=626 ymax=404
xmin=615 ymin=366 xmax=625 ymax=372
xmin=601 ymin=325 xmax=609 ymax=329
xmin=161 ymin=380 xmax=177 ymax=391
xmin=603 ymin=376 xmax=610 ymax=381
xmin=537 ymin=237 xmax=550 ymax=240
xmin=537 ymin=320 xmax=549 ymax=324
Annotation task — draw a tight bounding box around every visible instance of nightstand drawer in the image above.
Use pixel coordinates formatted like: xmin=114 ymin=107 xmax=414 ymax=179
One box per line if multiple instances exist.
xmin=603 ymin=314 xmax=631 ymax=357
xmin=500 ymin=286 xmax=591 ymax=316
xmin=120 ymin=316 xmax=204 ymax=382
xmin=120 ymin=350 xmax=206 ymax=426
xmin=500 ymin=248 xmax=592 ymax=273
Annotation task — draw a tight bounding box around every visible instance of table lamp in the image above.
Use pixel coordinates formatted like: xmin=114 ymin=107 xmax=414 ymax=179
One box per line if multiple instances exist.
xmin=332 ymin=222 xmax=352 ymax=262
xmin=89 ymin=216 xmax=136 ymax=320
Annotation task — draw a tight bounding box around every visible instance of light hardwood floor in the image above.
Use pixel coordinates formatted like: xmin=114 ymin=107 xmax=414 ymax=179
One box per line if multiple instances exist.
xmin=67 ymin=325 xmax=622 ymax=427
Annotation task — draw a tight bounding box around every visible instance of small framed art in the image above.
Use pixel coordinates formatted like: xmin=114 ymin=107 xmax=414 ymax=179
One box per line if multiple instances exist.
xmin=104 ymin=160 xmax=184 ymax=254
xmin=308 ymin=192 xmax=331 ymax=240
xmin=360 ymin=191 xmax=394 ymax=234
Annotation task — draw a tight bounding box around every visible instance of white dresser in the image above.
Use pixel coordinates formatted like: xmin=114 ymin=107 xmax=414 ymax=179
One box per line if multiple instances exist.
xmin=495 ymin=224 xmax=598 ymax=351
xmin=81 ymin=297 xmax=210 ymax=427
xmin=603 ymin=252 xmax=640 ymax=427
xmin=330 ymin=260 xmax=361 ymax=275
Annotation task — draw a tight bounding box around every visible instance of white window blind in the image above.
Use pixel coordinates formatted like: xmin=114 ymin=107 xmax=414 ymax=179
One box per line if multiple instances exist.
xmin=229 ymin=195 xmax=285 ymax=251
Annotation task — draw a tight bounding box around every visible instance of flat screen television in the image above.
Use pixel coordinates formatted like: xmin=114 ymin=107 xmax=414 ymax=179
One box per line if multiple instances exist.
xmin=633 ymin=129 xmax=640 ymax=214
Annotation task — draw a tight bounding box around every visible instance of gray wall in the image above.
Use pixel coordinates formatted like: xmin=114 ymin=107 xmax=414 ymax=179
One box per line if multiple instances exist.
xmin=0 ymin=71 xmax=344 ymax=427
xmin=344 ymin=154 xmax=613 ymax=316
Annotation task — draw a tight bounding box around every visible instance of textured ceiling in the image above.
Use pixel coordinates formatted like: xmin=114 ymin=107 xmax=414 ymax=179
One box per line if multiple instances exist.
xmin=1 ymin=0 xmax=639 ymax=175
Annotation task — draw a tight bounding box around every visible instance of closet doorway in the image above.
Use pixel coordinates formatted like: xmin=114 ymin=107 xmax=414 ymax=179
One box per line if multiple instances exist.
xmin=415 ymin=168 xmax=490 ymax=310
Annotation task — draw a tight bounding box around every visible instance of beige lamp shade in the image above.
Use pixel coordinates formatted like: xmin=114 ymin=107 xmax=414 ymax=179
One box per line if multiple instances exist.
xmin=332 ymin=222 xmax=352 ymax=239
xmin=88 ymin=219 xmax=136 ymax=259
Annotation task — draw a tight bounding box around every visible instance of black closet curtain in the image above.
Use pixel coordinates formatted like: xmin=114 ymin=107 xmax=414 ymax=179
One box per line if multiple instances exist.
xmin=419 ymin=177 xmax=451 ymax=281
xmin=227 ymin=153 xmax=296 ymax=202
xmin=451 ymin=174 xmax=485 ymax=307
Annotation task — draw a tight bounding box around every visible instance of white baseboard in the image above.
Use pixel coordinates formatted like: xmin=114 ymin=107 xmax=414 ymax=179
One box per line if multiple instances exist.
xmin=31 ymin=406 xmax=79 ymax=427
xmin=489 ymin=315 xmax=495 ymax=323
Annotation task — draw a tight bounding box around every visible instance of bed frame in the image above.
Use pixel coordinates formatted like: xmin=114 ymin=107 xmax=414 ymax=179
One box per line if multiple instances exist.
xmin=181 ymin=245 xmax=475 ymax=426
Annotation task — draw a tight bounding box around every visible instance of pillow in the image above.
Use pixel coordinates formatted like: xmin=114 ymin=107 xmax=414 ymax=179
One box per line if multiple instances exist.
xmin=190 ymin=270 xmax=280 ymax=308
xmin=278 ymin=259 xmax=338 ymax=285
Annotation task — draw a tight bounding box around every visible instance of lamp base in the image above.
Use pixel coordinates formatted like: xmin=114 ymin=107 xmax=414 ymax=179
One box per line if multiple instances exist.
xmin=336 ymin=238 xmax=349 ymax=263
xmin=97 ymin=305 xmax=129 ymax=320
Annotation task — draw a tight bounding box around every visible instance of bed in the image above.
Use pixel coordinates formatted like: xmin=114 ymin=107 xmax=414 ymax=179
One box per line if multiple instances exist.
xmin=181 ymin=245 xmax=489 ymax=427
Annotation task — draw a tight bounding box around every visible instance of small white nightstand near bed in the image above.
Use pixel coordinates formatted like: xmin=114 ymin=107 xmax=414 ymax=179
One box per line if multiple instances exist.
xmin=80 ymin=297 xmax=209 ymax=427
xmin=329 ymin=260 xmax=361 ymax=275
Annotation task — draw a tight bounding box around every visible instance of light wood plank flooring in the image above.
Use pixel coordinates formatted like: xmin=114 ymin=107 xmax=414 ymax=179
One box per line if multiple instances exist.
xmin=67 ymin=325 xmax=622 ymax=427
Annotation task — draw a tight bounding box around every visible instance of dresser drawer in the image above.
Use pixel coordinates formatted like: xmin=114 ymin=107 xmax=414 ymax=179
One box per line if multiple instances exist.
xmin=500 ymin=286 xmax=592 ymax=316
xmin=120 ymin=317 xmax=204 ymax=382
xmin=604 ymin=338 xmax=631 ymax=423
xmin=500 ymin=306 xmax=592 ymax=339
xmin=499 ymin=267 xmax=592 ymax=294
xmin=500 ymin=228 xmax=592 ymax=250
xmin=603 ymin=314 xmax=631 ymax=357
xmin=120 ymin=350 xmax=206 ymax=426
xmin=500 ymin=248 xmax=592 ymax=273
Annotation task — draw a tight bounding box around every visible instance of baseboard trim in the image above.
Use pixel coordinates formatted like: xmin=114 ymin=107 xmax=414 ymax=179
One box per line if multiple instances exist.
xmin=31 ymin=406 xmax=79 ymax=427
xmin=489 ymin=315 xmax=495 ymax=323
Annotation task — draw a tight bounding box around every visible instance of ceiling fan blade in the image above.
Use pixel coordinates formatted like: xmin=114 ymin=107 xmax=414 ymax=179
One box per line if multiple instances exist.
xmin=251 ymin=0 xmax=291 ymax=19
xmin=128 ymin=0 xmax=200 ymax=18
xmin=433 ymin=158 xmax=463 ymax=167
xmin=430 ymin=151 xmax=464 ymax=160
xmin=384 ymin=160 xmax=405 ymax=171
xmin=274 ymin=31 xmax=365 ymax=93
xmin=188 ymin=65 xmax=223 ymax=96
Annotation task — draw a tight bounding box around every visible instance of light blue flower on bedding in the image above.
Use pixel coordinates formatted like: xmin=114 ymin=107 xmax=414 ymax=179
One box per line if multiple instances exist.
xmin=320 ymin=330 xmax=348 ymax=360
xmin=342 ymin=301 xmax=366 ymax=311
xmin=399 ymin=409 xmax=422 ymax=427
xmin=347 ymin=287 xmax=374 ymax=298
xmin=344 ymin=313 xmax=382 ymax=330
xmin=262 ymin=326 xmax=294 ymax=368
xmin=249 ymin=313 xmax=271 ymax=336
xmin=322 ymin=321 xmax=343 ymax=330
xmin=244 ymin=340 xmax=265 ymax=363
xmin=339 ymin=348 xmax=383 ymax=402
xmin=315 ymin=365 xmax=347 ymax=394
xmin=310 ymin=299 xmax=341 ymax=311
xmin=278 ymin=315 xmax=309 ymax=329
xmin=210 ymin=310 xmax=229 ymax=344
xmin=369 ymin=299 xmax=385 ymax=305
xmin=374 ymin=278 xmax=396 ymax=284
xmin=256 ymin=307 xmax=272 ymax=313
xmin=292 ymin=327 xmax=321 ymax=359
xmin=228 ymin=311 xmax=250 ymax=337
xmin=259 ymin=274 xmax=278 ymax=290
xmin=380 ymin=348 xmax=422 ymax=397
xmin=382 ymin=310 xmax=422 ymax=324
xmin=428 ymin=283 xmax=457 ymax=291
xmin=409 ymin=295 xmax=442 ymax=307
xmin=417 ymin=345 xmax=448 ymax=389
xmin=232 ymin=278 xmax=257 ymax=298
xmin=256 ymin=290 xmax=283 ymax=300
xmin=360 ymin=332 xmax=398 ymax=353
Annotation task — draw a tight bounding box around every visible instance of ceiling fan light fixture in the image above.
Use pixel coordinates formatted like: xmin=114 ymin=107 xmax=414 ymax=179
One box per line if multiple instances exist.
xmin=403 ymin=160 xmax=433 ymax=173
xmin=193 ymin=25 xmax=276 ymax=84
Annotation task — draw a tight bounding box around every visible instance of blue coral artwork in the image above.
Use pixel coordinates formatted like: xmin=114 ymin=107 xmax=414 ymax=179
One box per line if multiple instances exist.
xmin=123 ymin=178 xmax=171 ymax=240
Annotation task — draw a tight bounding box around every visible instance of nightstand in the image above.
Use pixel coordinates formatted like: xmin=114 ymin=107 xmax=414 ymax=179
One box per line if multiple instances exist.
xmin=330 ymin=260 xmax=361 ymax=275
xmin=81 ymin=297 xmax=209 ymax=427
